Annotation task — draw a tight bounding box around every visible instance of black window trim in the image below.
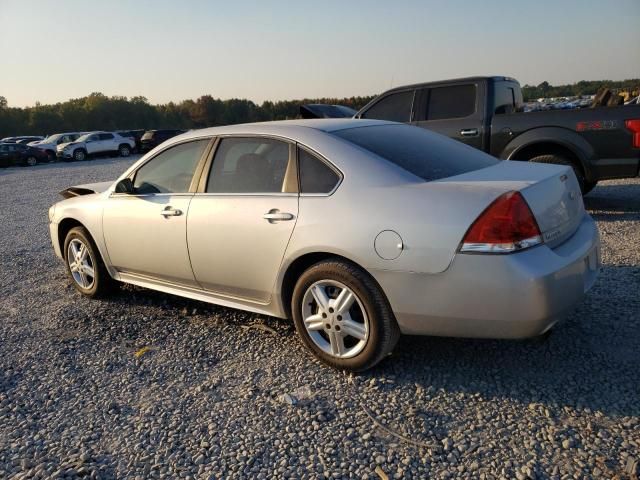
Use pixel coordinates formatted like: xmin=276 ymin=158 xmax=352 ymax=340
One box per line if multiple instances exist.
xmin=296 ymin=144 xmax=343 ymax=197
xmin=110 ymin=136 xmax=216 ymax=198
xmin=195 ymin=134 xmax=299 ymax=197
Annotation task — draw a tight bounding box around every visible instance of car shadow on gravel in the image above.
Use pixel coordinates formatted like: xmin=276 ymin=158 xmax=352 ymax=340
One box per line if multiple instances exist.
xmin=585 ymin=184 xmax=640 ymax=220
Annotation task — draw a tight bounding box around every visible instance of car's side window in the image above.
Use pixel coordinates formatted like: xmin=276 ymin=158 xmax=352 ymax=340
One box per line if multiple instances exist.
xmin=133 ymin=139 xmax=209 ymax=194
xmin=100 ymin=133 xmax=114 ymax=141
xmin=425 ymin=84 xmax=476 ymax=120
xmin=360 ymin=90 xmax=414 ymax=122
xmin=206 ymin=137 xmax=292 ymax=194
xmin=298 ymin=147 xmax=340 ymax=194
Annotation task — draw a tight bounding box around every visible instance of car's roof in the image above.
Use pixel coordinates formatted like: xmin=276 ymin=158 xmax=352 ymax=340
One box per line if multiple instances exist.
xmin=176 ymin=119 xmax=395 ymax=141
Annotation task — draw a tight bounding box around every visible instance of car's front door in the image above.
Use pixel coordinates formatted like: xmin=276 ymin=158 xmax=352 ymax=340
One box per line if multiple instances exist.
xmin=98 ymin=133 xmax=116 ymax=153
xmin=84 ymin=134 xmax=101 ymax=154
xmin=187 ymin=136 xmax=298 ymax=303
xmin=102 ymin=138 xmax=211 ymax=286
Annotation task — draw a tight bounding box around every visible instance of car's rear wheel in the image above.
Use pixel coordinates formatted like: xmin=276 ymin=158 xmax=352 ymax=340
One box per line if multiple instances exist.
xmin=25 ymin=156 xmax=37 ymax=167
xmin=529 ymin=154 xmax=587 ymax=194
xmin=73 ymin=149 xmax=87 ymax=161
xmin=292 ymin=259 xmax=400 ymax=371
xmin=63 ymin=226 xmax=115 ymax=298
xmin=118 ymin=144 xmax=131 ymax=157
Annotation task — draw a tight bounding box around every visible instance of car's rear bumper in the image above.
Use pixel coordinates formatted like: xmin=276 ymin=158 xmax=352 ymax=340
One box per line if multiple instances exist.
xmin=371 ymin=215 xmax=600 ymax=338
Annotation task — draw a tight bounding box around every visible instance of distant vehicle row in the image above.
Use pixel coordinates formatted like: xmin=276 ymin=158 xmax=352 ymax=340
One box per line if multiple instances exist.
xmin=0 ymin=129 xmax=186 ymax=168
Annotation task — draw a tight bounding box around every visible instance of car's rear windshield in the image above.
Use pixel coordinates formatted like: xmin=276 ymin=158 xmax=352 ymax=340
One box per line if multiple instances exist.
xmin=332 ymin=124 xmax=497 ymax=181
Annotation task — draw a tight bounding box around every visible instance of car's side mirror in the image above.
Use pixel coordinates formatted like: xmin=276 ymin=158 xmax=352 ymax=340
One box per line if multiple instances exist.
xmin=114 ymin=178 xmax=134 ymax=194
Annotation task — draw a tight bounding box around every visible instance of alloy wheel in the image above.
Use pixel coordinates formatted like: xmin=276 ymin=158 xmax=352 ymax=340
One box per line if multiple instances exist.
xmin=67 ymin=238 xmax=95 ymax=289
xmin=26 ymin=156 xmax=37 ymax=166
xmin=301 ymin=280 xmax=369 ymax=358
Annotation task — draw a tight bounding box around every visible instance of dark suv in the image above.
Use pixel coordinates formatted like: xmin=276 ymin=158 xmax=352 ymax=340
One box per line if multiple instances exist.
xmin=139 ymin=129 xmax=185 ymax=152
xmin=0 ymin=142 xmax=48 ymax=167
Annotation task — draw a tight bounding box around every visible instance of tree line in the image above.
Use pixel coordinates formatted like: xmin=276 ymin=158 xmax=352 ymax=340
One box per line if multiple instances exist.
xmin=1 ymin=78 xmax=638 ymax=138
xmin=0 ymin=93 xmax=374 ymax=138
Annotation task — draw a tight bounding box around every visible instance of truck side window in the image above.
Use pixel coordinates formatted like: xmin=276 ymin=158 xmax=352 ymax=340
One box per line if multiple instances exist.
xmin=361 ymin=90 xmax=414 ymax=122
xmin=494 ymin=84 xmax=516 ymax=114
xmin=426 ymin=84 xmax=476 ymax=120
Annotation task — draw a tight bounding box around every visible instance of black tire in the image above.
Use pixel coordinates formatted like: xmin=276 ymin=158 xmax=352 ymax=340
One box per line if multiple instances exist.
xmin=25 ymin=156 xmax=37 ymax=167
xmin=529 ymin=154 xmax=587 ymax=194
xmin=118 ymin=144 xmax=131 ymax=157
xmin=63 ymin=226 xmax=116 ymax=298
xmin=291 ymin=258 xmax=400 ymax=371
xmin=73 ymin=149 xmax=87 ymax=161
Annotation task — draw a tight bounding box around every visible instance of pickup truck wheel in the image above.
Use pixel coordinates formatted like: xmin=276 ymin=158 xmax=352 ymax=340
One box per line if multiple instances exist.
xmin=582 ymin=180 xmax=598 ymax=195
xmin=118 ymin=144 xmax=131 ymax=157
xmin=529 ymin=154 xmax=586 ymax=194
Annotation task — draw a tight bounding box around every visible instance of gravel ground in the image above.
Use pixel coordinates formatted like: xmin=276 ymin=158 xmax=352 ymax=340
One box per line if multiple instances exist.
xmin=0 ymin=158 xmax=638 ymax=480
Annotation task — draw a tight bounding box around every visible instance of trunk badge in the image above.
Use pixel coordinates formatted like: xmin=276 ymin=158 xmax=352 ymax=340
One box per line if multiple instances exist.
xmin=560 ymin=174 xmax=568 ymax=182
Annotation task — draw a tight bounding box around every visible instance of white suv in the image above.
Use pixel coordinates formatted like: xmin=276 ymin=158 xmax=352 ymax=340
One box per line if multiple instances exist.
xmin=29 ymin=132 xmax=84 ymax=162
xmin=57 ymin=131 xmax=135 ymax=161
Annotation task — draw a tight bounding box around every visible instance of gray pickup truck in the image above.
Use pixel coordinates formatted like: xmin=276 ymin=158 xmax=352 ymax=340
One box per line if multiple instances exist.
xmin=331 ymin=76 xmax=640 ymax=194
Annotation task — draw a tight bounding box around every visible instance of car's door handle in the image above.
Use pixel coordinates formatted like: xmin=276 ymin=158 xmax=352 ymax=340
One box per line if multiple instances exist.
xmin=460 ymin=128 xmax=479 ymax=137
xmin=263 ymin=210 xmax=294 ymax=222
xmin=160 ymin=207 xmax=183 ymax=217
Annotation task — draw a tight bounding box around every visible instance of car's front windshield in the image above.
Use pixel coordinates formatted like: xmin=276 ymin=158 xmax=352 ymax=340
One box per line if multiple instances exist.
xmin=43 ymin=134 xmax=62 ymax=143
xmin=76 ymin=133 xmax=93 ymax=142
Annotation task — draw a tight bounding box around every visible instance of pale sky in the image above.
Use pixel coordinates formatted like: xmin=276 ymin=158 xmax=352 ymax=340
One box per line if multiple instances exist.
xmin=1 ymin=0 xmax=638 ymax=108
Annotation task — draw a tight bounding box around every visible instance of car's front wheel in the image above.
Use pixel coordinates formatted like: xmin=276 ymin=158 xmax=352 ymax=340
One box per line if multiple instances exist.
xmin=73 ymin=149 xmax=87 ymax=161
xmin=64 ymin=226 xmax=115 ymax=298
xmin=292 ymin=259 xmax=400 ymax=371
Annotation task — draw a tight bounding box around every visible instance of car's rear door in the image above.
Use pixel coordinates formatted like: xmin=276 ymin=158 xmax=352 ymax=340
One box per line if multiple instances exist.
xmin=412 ymin=81 xmax=487 ymax=150
xmin=187 ymin=136 xmax=298 ymax=303
xmin=102 ymin=138 xmax=212 ymax=286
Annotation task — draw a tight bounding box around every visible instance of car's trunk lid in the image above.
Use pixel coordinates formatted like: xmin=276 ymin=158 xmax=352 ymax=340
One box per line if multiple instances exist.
xmin=440 ymin=161 xmax=585 ymax=248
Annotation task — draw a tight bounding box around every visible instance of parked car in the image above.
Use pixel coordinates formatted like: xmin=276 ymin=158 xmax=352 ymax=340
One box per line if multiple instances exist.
xmin=139 ymin=129 xmax=185 ymax=152
xmin=48 ymin=120 xmax=599 ymax=371
xmin=29 ymin=132 xmax=84 ymax=162
xmin=0 ymin=142 xmax=49 ymax=167
xmin=352 ymin=76 xmax=640 ymax=194
xmin=57 ymin=132 xmax=135 ymax=161
xmin=1 ymin=136 xmax=44 ymax=144
xmin=116 ymin=129 xmax=145 ymax=152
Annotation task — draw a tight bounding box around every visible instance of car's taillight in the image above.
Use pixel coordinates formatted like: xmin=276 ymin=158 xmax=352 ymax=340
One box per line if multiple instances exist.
xmin=460 ymin=191 xmax=542 ymax=253
xmin=625 ymin=119 xmax=640 ymax=148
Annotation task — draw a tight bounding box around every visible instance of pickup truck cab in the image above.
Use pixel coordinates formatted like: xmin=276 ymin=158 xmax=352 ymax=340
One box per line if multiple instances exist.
xmin=57 ymin=131 xmax=135 ymax=161
xmin=356 ymin=76 xmax=640 ymax=193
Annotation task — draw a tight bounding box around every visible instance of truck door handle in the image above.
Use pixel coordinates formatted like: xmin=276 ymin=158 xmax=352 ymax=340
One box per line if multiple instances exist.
xmin=460 ymin=128 xmax=479 ymax=137
xmin=263 ymin=210 xmax=294 ymax=222
xmin=160 ymin=207 xmax=182 ymax=217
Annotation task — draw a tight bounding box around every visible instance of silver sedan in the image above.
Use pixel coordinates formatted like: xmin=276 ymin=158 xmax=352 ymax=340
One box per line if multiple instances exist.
xmin=48 ymin=119 xmax=600 ymax=370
